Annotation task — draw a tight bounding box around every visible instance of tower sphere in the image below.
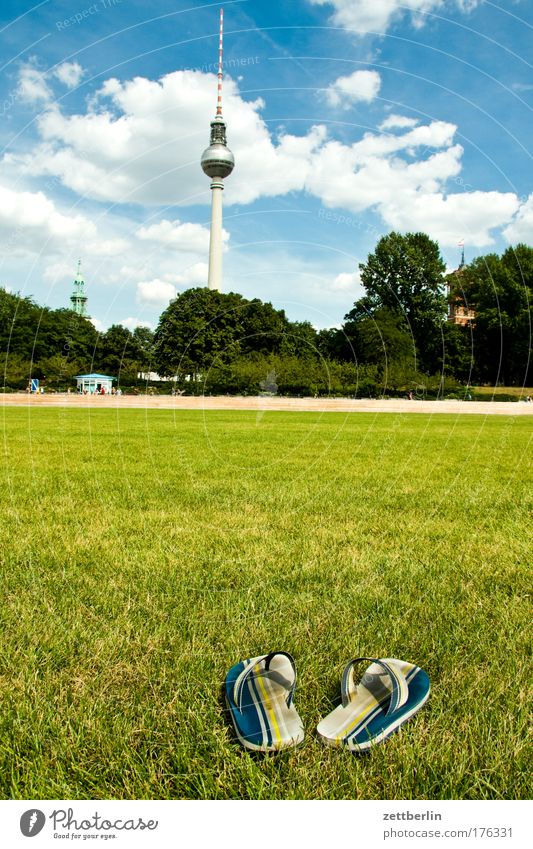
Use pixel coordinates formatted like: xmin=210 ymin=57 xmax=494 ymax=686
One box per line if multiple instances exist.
xmin=201 ymin=117 xmax=235 ymax=179
xmin=201 ymin=143 xmax=235 ymax=179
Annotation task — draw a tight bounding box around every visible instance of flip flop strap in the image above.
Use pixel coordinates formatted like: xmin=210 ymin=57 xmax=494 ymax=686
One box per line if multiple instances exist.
xmin=233 ymin=651 xmax=297 ymax=713
xmin=341 ymin=657 xmax=409 ymax=716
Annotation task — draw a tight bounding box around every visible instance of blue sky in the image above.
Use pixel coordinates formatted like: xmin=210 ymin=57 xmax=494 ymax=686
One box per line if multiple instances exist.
xmin=0 ymin=0 xmax=531 ymax=331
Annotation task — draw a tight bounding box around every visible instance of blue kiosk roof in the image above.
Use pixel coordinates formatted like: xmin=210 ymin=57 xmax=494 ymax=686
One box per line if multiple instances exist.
xmin=75 ymin=373 xmax=116 ymax=380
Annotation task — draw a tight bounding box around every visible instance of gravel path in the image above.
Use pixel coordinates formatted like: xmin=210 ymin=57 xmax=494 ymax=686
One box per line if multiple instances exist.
xmin=2 ymin=393 xmax=532 ymax=415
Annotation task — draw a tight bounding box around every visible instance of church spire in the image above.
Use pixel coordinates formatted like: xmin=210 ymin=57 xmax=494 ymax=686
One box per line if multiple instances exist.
xmin=70 ymin=259 xmax=89 ymax=317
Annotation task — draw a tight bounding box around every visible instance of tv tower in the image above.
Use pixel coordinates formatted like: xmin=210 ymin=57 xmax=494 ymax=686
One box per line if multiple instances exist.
xmin=201 ymin=8 xmax=235 ymax=291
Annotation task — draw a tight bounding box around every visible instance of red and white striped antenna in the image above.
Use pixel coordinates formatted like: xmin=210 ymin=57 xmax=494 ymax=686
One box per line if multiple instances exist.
xmin=216 ymin=8 xmax=224 ymax=116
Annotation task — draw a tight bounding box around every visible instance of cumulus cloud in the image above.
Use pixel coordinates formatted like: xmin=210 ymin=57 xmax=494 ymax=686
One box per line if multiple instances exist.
xmin=4 ymin=66 xmax=518 ymax=250
xmin=379 ymin=114 xmax=419 ymax=131
xmin=380 ymin=191 xmax=519 ymax=248
xmin=136 ymin=279 xmax=177 ymax=306
xmin=137 ymin=219 xmax=227 ymax=253
xmin=7 ymin=69 xmax=327 ymax=206
xmin=307 ymin=0 xmax=480 ymax=36
xmin=0 ymin=183 xmax=96 ymax=254
xmin=324 ymin=70 xmax=381 ymax=108
xmin=330 ymin=270 xmax=363 ymax=291
xmin=85 ymin=238 xmax=130 ymax=257
xmin=175 ymin=262 xmax=209 ymax=286
xmin=53 ymin=62 xmax=84 ymax=89
xmin=18 ymin=63 xmax=51 ymax=103
xmin=303 ymin=122 xmax=518 ymax=246
xmin=503 ymin=194 xmax=533 ymax=243
xmin=120 ymin=316 xmax=153 ymax=330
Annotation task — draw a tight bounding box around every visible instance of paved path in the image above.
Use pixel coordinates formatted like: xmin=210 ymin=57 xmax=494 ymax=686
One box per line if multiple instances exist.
xmin=2 ymin=393 xmax=532 ymax=415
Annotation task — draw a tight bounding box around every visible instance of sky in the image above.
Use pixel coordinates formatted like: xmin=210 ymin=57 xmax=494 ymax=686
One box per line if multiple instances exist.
xmin=0 ymin=0 xmax=531 ymax=332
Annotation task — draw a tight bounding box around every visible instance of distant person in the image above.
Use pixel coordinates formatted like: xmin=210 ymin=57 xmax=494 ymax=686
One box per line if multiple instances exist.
xmin=408 ymin=391 xmax=414 ymax=401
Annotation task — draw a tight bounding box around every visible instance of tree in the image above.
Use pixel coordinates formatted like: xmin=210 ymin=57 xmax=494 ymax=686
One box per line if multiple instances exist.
xmin=440 ymin=322 xmax=473 ymax=382
xmin=36 ymin=354 xmax=79 ymax=389
xmin=460 ymin=244 xmax=532 ymax=385
xmin=280 ymin=320 xmax=318 ymax=359
xmin=154 ymin=288 xmax=247 ymax=378
xmin=0 ymin=288 xmax=98 ymax=372
xmin=343 ymin=305 xmax=415 ymax=367
xmin=131 ymin=326 xmax=155 ymax=371
xmin=238 ymin=299 xmax=289 ymax=355
xmin=93 ymin=324 xmax=135 ymax=375
xmin=0 ymin=352 xmax=32 ymax=389
xmin=316 ymin=327 xmax=354 ymax=361
xmin=357 ymin=232 xmax=447 ymax=371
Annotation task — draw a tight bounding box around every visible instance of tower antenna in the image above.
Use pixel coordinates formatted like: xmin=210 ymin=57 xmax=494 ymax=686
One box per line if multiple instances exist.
xmin=216 ymin=7 xmax=224 ymax=116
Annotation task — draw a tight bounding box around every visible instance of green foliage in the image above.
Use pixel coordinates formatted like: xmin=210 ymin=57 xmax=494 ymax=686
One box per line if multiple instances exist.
xmin=36 ymin=354 xmax=80 ymax=389
xmin=280 ymin=321 xmax=318 ymax=359
xmin=0 ymin=287 xmax=98 ymax=377
xmin=0 ymin=352 xmax=32 ymax=389
xmin=132 ymin=325 xmax=155 ymax=371
xmin=357 ymin=232 xmax=447 ymax=372
xmin=154 ymin=288 xmax=247 ymax=377
xmin=344 ymin=306 xmax=415 ymax=367
xmin=154 ymin=289 xmax=318 ymax=378
xmin=2 ymin=237 xmax=531 ymax=393
xmin=459 ymin=244 xmax=533 ymax=385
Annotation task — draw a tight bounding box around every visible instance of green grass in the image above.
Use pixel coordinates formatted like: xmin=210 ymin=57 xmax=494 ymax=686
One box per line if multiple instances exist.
xmin=472 ymin=386 xmax=533 ymax=401
xmin=0 ymin=407 xmax=531 ymax=800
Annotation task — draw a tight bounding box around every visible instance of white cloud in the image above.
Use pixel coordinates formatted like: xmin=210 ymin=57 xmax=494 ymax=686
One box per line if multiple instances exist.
xmin=4 ymin=66 xmax=518 ymax=252
xmin=174 ymin=262 xmax=209 ymax=286
xmin=325 ymin=70 xmax=381 ymax=108
xmin=303 ymin=122 xmax=518 ymax=246
xmin=85 ymin=238 xmax=130 ymax=257
xmin=330 ymin=270 xmax=363 ymax=291
xmin=18 ymin=63 xmax=51 ymax=103
xmin=54 ymin=62 xmax=84 ymax=89
xmin=136 ymin=279 xmax=177 ymax=306
xmin=43 ymin=261 xmax=74 ymax=281
xmin=503 ymin=194 xmax=533 ymax=243
xmin=137 ymin=219 xmax=227 ymax=253
xmin=0 ymin=183 xmax=96 ymax=254
xmin=379 ymin=114 xmax=419 ymax=131
xmin=307 ymin=0 xmax=480 ymax=36
xmin=120 ymin=316 xmax=153 ymax=330
xmin=90 ymin=317 xmax=106 ymax=332
xmin=6 ymin=69 xmax=327 ymax=206
xmin=380 ymin=190 xmax=519 ymax=247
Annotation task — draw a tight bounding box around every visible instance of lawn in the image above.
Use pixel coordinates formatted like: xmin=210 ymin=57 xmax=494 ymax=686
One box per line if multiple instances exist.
xmin=0 ymin=407 xmax=530 ymax=800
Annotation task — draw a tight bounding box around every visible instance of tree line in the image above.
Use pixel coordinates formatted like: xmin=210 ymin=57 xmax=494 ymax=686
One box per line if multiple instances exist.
xmin=1 ymin=232 xmax=531 ymax=395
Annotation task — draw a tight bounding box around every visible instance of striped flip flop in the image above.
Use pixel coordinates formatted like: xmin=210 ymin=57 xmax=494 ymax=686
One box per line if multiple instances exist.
xmin=317 ymin=656 xmax=430 ymax=751
xmin=225 ymin=651 xmax=304 ymax=752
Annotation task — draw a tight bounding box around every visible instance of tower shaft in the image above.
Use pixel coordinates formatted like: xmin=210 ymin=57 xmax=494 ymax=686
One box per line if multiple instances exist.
xmin=208 ymin=180 xmax=224 ymax=290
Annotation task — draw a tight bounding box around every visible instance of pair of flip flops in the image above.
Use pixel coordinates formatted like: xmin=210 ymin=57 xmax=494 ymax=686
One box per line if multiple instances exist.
xmin=225 ymin=652 xmax=430 ymax=752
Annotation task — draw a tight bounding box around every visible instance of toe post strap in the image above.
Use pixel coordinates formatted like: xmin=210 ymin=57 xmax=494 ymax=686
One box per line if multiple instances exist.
xmin=233 ymin=651 xmax=297 ymax=713
xmin=341 ymin=657 xmax=409 ymax=716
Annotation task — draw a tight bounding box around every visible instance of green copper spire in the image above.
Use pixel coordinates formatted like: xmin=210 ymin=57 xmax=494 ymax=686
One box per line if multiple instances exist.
xmin=70 ymin=259 xmax=89 ymax=317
